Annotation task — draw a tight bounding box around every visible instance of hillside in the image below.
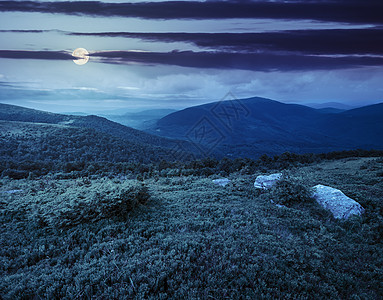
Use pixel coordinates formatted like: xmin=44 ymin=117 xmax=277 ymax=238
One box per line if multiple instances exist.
xmin=1 ymin=156 xmax=382 ymax=298
xmin=319 ymin=102 xmax=383 ymax=148
xmin=0 ymin=120 xmax=177 ymax=164
xmin=0 ymin=103 xmax=200 ymax=162
xmin=0 ymin=103 xmax=185 ymax=149
xmin=150 ymin=97 xmax=383 ymax=158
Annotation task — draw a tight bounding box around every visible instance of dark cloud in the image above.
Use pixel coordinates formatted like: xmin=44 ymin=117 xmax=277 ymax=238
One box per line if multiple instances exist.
xmin=1 ymin=49 xmax=382 ymax=71
xmin=93 ymin=50 xmax=383 ymax=71
xmin=0 ymin=1 xmax=382 ymax=24
xmin=0 ymin=50 xmax=72 ymax=60
xmin=0 ymin=29 xmax=47 ymax=33
xmin=70 ymin=29 xmax=383 ymax=55
xmin=4 ymin=28 xmax=382 ymax=56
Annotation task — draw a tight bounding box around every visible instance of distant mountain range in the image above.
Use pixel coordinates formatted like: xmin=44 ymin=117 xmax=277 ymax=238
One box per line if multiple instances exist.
xmin=148 ymin=97 xmax=383 ymax=158
xmin=101 ymin=109 xmax=177 ymax=130
xmin=304 ymin=101 xmax=357 ymax=110
xmin=1 ymin=99 xmax=382 ymax=161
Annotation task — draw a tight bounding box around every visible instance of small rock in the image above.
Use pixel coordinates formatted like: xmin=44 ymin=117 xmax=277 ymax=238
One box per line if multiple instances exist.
xmin=270 ymin=199 xmax=286 ymax=208
xmin=213 ymin=178 xmax=231 ymax=187
xmin=254 ymin=173 xmax=282 ymax=189
xmin=0 ymin=189 xmax=23 ymax=194
xmin=312 ymin=184 xmax=364 ymax=219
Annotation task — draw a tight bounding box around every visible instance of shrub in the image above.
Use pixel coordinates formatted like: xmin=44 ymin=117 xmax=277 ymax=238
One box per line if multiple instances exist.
xmin=48 ymin=180 xmax=151 ymax=228
xmin=269 ymin=180 xmax=313 ymax=207
xmin=2 ymin=169 xmax=29 ymax=179
xmin=92 ymin=184 xmax=150 ymax=219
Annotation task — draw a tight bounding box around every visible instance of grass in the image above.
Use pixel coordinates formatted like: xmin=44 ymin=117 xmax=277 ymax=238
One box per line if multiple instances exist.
xmin=0 ymin=157 xmax=382 ymax=299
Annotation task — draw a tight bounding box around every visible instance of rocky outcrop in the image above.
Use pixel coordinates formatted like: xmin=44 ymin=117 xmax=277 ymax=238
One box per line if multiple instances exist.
xmin=254 ymin=173 xmax=282 ymax=189
xmin=312 ymin=184 xmax=364 ymax=219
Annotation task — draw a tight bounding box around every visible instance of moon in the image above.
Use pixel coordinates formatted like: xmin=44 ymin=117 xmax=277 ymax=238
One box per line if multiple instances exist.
xmin=72 ymin=48 xmax=89 ymax=65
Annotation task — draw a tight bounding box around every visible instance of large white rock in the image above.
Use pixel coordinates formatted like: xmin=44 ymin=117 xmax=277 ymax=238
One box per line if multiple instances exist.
xmin=212 ymin=178 xmax=231 ymax=187
xmin=312 ymin=184 xmax=365 ymax=219
xmin=254 ymin=173 xmax=282 ymax=189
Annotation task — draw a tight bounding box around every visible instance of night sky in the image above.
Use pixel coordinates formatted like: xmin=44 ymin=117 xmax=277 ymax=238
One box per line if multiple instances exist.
xmin=0 ymin=0 xmax=382 ymax=113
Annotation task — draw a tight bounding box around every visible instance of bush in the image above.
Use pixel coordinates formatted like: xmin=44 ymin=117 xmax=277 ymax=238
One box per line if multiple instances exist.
xmin=2 ymin=169 xmax=29 ymax=179
xmin=91 ymin=184 xmax=150 ymax=219
xmin=36 ymin=180 xmax=151 ymax=228
xmin=269 ymin=180 xmax=313 ymax=207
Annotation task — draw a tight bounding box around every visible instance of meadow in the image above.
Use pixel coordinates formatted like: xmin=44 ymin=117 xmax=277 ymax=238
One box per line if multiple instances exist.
xmin=1 ymin=156 xmax=382 ymax=299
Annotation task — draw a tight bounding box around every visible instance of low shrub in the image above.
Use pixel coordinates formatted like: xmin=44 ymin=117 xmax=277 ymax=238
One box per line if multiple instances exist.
xmin=2 ymin=180 xmax=152 ymax=229
xmin=268 ymin=180 xmax=314 ymax=207
xmin=53 ymin=182 xmax=150 ymax=228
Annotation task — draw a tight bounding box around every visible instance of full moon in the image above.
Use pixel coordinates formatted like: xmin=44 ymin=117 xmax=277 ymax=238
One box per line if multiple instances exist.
xmin=72 ymin=48 xmax=89 ymax=65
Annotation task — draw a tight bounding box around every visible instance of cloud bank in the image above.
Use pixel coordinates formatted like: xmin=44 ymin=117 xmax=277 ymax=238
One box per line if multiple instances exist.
xmin=0 ymin=50 xmax=73 ymax=60
xmin=68 ymin=29 xmax=383 ymax=56
xmin=0 ymin=0 xmax=382 ymax=23
xmin=1 ymin=50 xmax=382 ymax=72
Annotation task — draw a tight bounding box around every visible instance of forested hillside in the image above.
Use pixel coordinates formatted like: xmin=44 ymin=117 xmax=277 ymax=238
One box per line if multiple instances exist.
xmin=0 ymin=120 xmax=173 ymax=162
xmin=0 ymin=103 xmax=198 ymax=155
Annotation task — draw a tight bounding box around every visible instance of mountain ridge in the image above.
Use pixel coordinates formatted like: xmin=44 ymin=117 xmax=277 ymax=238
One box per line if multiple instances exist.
xmin=0 ymin=102 xmax=186 ymax=147
xmin=150 ymin=97 xmax=383 ymax=158
xmin=2 ymin=99 xmax=382 ymax=160
xmin=0 ymin=102 xmax=200 ymax=162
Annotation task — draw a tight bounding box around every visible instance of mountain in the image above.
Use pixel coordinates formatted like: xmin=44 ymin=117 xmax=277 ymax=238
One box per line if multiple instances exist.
xmin=317 ymin=107 xmax=345 ymax=114
xmin=319 ymin=102 xmax=383 ymax=148
xmin=0 ymin=103 xmax=198 ymax=163
xmin=2 ymin=100 xmax=382 ymax=162
xmin=305 ymin=102 xmax=356 ymax=110
xmin=0 ymin=120 xmax=169 ymax=165
xmin=102 ymin=109 xmax=177 ymax=130
xmin=149 ymin=97 xmax=383 ymax=158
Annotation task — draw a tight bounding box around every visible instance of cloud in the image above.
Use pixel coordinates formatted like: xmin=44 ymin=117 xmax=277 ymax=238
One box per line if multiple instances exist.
xmin=0 ymin=29 xmax=48 ymax=33
xmin=0 ymin=50 xmax=72 ymax=60
xmin=0 ymin=1 xmax=382 ymax=24
xmin=1 ymin=49 xmax=383 ymax=72
xmin=93 ymin=50 xmax=383 ymax=72
xmin=3 ymin=28 xmax=382 ymax=56
xmin=69 ymin=28 xmax=383 ymax=55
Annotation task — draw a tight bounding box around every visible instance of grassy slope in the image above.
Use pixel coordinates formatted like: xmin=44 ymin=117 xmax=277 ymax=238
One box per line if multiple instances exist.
xmin=0 ymin=120 xmax=181 ymax=164
xmin=0 ymin=103 xmax=198 ymax=157
xmin=0 ymin=157 xmax=382 ymax=298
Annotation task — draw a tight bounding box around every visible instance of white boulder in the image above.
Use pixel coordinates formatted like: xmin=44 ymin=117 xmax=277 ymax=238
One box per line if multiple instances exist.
xmin=312 ymin=184 xmax=364 ymax=219
xmin=254 ymin=173 xmax=282 ymax=189
xmin=212 ymin=178 xmax=231 ymax=187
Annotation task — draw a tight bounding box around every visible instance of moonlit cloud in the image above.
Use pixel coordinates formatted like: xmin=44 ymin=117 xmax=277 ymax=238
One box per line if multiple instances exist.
xmin=1 ymin=49 xmax=382 ymax=72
